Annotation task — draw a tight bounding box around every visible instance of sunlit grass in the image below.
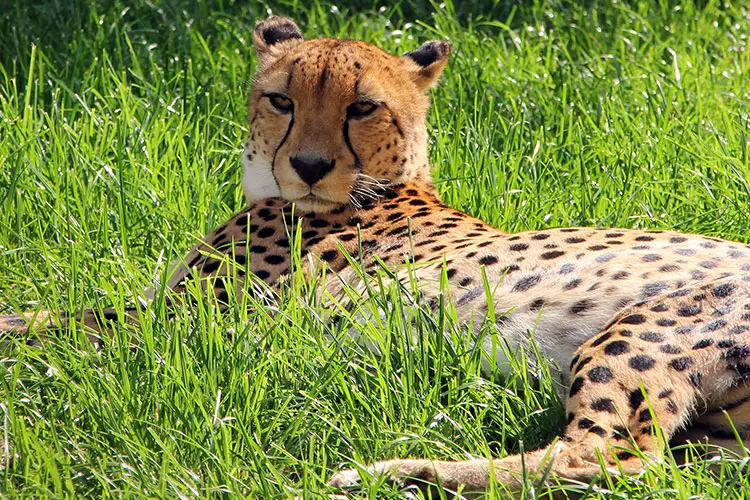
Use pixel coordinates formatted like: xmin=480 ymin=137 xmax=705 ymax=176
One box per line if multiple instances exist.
xmin=2 ymin=0 xmax=750 ymax=497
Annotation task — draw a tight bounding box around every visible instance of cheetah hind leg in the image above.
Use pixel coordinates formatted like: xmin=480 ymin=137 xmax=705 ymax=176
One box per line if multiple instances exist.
xmin=328 ymin=275 xmax=750 ymax=496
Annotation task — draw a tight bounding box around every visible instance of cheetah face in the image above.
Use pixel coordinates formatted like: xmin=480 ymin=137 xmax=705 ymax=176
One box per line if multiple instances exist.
xmin=242 ymin=16 xmax=450 ymax=214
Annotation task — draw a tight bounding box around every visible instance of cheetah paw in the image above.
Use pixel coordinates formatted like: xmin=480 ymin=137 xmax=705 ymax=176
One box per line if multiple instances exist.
xmin=327 ymin=459 xmax=438 ymax=490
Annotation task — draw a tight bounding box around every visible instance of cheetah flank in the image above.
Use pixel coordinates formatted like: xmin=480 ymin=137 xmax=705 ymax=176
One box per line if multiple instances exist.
xmin=2 ymin=15 xmax=750 ymax=497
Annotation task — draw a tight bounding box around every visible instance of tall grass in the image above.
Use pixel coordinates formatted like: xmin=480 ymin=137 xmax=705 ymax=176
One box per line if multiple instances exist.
xmin=1 ymin=0 xmax=750 ymax=497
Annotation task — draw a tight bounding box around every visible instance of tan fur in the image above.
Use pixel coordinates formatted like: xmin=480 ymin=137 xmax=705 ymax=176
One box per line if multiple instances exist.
xmin=2 ymin=16 xmax=749 ymax=497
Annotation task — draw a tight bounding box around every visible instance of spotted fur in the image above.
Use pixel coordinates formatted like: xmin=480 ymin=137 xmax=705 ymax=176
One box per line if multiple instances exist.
xmin=2 ymin=16 xmax=750 ymax=496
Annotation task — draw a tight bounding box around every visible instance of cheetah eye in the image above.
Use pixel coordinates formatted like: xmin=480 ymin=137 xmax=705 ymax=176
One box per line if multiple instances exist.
xmin=347 ymin=101 xmax=378 ymax=118
xmin=266 ymin=93 xmax=294 ymax=113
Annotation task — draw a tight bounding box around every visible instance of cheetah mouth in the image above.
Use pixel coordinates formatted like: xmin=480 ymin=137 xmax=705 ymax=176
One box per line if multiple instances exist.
xmin=289 ymin=193 xmax=344 ymax=212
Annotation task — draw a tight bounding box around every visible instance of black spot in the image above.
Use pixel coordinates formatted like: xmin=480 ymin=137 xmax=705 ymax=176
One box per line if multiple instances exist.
xmin=479 ymin=256 xmax=498 ymax=266
xmin=532 ymin=233 xmax=550 ymax=240
xmin=612 ymin=426 xmax=629 ymax=440
xmin=559 ymin=263 xmax=575 ymax=274
xmin=659 ymin=264 xmax=680 ymax=272
xmin=570 ymin=299 xmax=594 ymax=315
xmin=642 ymin=282 xmax=669 ymax=297
xmin=541 ymin=250 xmax=565 ymax=260
xmin=612 ymin=271 xmax=630 ymax=280
xmin=588 ymin=366 xmax=613 ymax=383
xmin=409 ymin=199 xmax=428 ymax=206
xmin=666 ymin=401 xmax=679 ymax=414
xmin=529 ymin=298 xmax=545 ymax=311
xmin=678 ymin=305 xmax=701 ymax=317
xmin=264 ymin=254 xmax=285 ymax=265
xmin=570 ymin=354 xmax=581 ymax=370
xmin=256 ymin=270 xmax=271 ymax=280
xmin=591 ymin=331 xmax=612 ymax=347
xmin=703 ymin=319 xmax=727 ymax=332
xmin=670 ymin=357 xmax=693 ymax=371
xmin=729 ymin=325 xmax=749 ymax=335
xmin=689 ymin=372 xmax=703 ymax=387
xmin=725 ymin=345 xmax=750 ymax=360
xmin=713 ymin=283 xmax=737 ymax=298
xmin=567 ymin=412 xmax=576 ymax=424
xmin=502 ymin=265 xmax=520 ymax=275
xmin=512 ymin=274 xmax=541 ymax=292
xmin=658 ymin=389 xmax=673 ymax=399
xmin=660 ymin=344 xmax=682 ymax=354
xmin=674 ymin=325 xmax=695 ymax=335
xmin=591 ymin=397 xmax=615 ymax=413
xmin=639 ymin=332 xmax=664 ymax=343
xmin=635 ymin=235 xmax=654 ymax=242
xmin=509 ymin=243 xmax=529 ymax=251
xmin=338 ymin=233 xmax=356 ymax=242
xmin=620 ymin=314 xmax=646 ymax=325
xmin=589 ymin=425 xmax=607 ymax=437
xmin=588 ymin=244 xmax=608 ymax=251
xmin=604 ymin=340 xmax=630 ymax=356
xmin=629 ymin=389 xmax=645 ymax=410
xmin=656 ymin=318 xmax=676 ymax=327
xmin=641 ymin=254 xmax=662 ymax=262
xmin=564 ymin=279 xmax=583 ymax=290
xmin=257 ymin=227 xmax=275 ymax=238
xmin=577 ymin=417 xmax=594 ymax=429
xmin=202 ymin=260 xmax=221 ymax=274
xmin=638 ymin=409 xmax=653 ymax=423
xmin=595 ymin=253 xmax=616 ymax=263
xmin=321 ymin=250 xmax=338 ymax=262
xmin=459 ymin=277 xmax=473 ymax=286
xmin=629 ymin=355 xmax=656 ymax=371
xmin=575 ymin=356 xmax=593 ymax=373
xmin=566 ymin=237 xmax=585 ymax=243
xmin=570 ymin=377 xmax=585 ymax=396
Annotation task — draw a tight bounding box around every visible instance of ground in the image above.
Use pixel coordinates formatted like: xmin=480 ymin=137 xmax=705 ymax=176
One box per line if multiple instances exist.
xmin=1 ymin=0 xmax=750 ymax=497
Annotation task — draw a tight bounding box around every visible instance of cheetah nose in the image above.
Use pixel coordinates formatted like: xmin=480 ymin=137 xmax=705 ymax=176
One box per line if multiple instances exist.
xmin=290 ymin=156 xmax=335 ymax=186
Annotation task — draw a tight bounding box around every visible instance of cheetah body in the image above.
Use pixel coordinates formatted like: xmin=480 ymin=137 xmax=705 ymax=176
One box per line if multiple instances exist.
xmin=170 ymin=192 xmax=750 ymax=389
xmin=4 ymin=15 xmax=750 ymax=496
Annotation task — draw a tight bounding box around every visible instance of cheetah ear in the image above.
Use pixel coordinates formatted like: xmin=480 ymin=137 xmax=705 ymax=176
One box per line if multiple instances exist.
xmin=253 ymin=16 xmax=304 ymax=68
xmin=402 ymin=40 xmax=451 ymax=91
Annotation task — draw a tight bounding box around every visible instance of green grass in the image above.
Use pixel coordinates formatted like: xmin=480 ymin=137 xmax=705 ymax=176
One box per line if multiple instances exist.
xmin=2 ymin=0 xmax=750 ymax=497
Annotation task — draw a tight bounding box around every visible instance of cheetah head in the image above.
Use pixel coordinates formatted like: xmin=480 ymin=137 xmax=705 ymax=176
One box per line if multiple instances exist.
xmin=242 ymin=16 xmax=450 ymax=213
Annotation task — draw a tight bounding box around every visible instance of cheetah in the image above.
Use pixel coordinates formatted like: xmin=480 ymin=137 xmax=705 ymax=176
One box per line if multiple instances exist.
xmin=3 ymin=15 xmax=750 ymax=497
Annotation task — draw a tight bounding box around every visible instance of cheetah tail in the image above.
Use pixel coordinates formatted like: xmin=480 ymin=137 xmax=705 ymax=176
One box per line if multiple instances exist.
xmin=0 ymin=307 xmax=141 ymax=346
